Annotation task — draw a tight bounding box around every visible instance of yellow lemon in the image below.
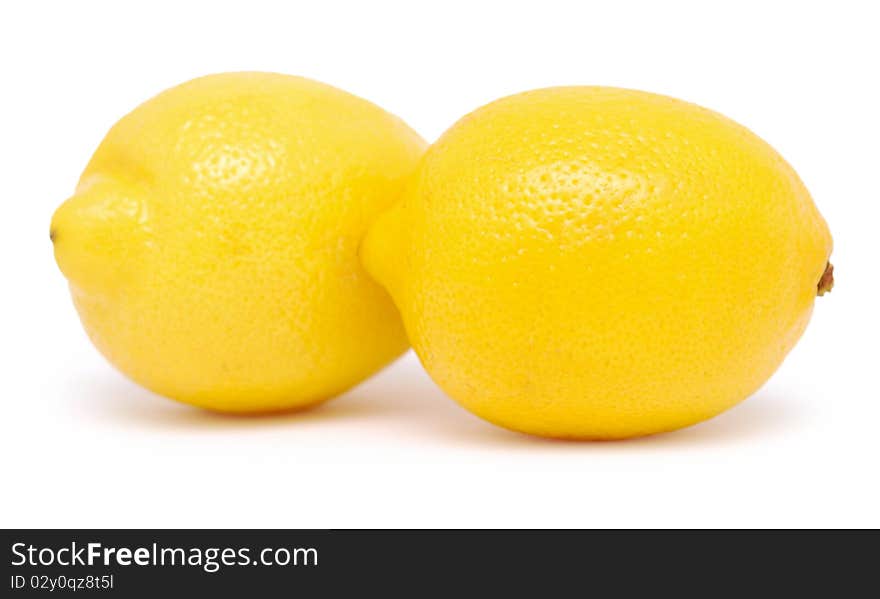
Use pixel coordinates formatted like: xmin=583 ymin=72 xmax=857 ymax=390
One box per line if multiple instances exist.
xmin=52 ymin=72 xmax=425 ymax=412
xmin=362 ymin=87 xmax=833 ymax=439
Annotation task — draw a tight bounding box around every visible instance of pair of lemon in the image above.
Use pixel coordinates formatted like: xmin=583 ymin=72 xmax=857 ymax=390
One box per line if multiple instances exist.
xmin=51 ymin=73 xmax=832 ymax=439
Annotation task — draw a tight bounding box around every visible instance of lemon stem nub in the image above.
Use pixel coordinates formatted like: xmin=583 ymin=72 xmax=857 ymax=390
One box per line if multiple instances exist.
xmin=817 ymin=262 xmax=834 ymax=296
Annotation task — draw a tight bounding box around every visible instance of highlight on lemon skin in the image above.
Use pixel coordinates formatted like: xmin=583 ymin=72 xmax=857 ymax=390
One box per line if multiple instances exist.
xmin=50 ymin=72 xmax=426 ymax=413
xmin=362 ymin=85 xmax=834 ymax=440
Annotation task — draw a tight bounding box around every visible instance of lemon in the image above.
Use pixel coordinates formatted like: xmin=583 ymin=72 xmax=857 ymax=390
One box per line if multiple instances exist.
xmin=362 ymin=86 xmax=833 ymax=439
xmin=51 ymin=72 xmax=426 ymax=412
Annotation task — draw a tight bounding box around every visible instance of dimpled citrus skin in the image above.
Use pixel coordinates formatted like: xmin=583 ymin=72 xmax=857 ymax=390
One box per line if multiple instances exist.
xmin=51 ymin=72 xmax=426 ymax=412
xmin=362 ymin=87 xmax=832 ymax=439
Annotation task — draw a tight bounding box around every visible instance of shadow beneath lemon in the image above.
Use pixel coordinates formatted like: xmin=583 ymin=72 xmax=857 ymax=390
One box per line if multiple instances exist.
xmin=77 ymin=352 xmax=488 ymax=434
xmin=79 ymin=353 xmax=806 ymax=449
xmin=630 ymin=391 xmax=807 ymax=447
xmin=391 ymin=387 xmax=807 ymax=450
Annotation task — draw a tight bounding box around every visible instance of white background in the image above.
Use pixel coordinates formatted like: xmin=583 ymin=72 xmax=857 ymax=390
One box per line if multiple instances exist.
xmin=1 ymin=1 xmax=878 ymax=528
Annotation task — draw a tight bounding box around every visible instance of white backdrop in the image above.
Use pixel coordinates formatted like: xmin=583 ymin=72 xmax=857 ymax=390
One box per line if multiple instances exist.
xmin=1 ymin=0 xmax=877 ymax=527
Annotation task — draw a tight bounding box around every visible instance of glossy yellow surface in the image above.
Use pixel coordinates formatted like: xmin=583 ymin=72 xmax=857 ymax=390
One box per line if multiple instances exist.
xmin=362 ymin=87 xmax=832 ymax=439
xmin=52 ymin=72 xmax=425 ymax=411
